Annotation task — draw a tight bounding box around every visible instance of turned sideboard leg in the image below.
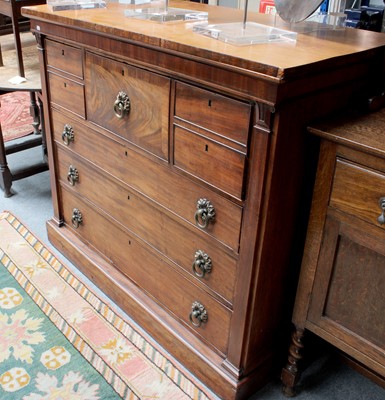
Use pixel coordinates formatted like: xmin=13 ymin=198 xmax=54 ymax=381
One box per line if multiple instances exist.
xmin=281 ymin=327 xmax=305 ymax=397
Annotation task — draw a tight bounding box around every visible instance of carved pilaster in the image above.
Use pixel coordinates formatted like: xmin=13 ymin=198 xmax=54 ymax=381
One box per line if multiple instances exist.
xmin=254 ymin=102 xmax=275 ymax=135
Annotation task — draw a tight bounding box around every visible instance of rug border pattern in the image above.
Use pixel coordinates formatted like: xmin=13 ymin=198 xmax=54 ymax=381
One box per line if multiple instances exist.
xmin=0 ymin=211 xmax=212 ymax=400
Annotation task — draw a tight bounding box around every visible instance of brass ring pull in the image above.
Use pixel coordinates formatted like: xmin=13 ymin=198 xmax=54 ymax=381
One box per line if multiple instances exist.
xmin=192 ymin=250 xmax=212 ymax=278
xmin=67 ymin=165 xmax=79 ymax=186
xmin=62 ymin=124 xmax=74 ymax=146
xmin=113 ymin=91 xmax=131 ymax=119
xmin=378 ymin=197 xmax=385 ymax=224
xmin=71 ymin=208 xmax=83 ymax=229
xmin=189 ymin=301 xmax=208 ymax=328
xmin=194 ymin=199 xmax=215 ymax=229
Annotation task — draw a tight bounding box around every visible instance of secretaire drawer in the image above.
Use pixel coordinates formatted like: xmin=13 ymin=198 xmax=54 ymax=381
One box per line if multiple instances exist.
xmin=46 ymin=40 xmax=83 ymax=79
xmin=174 ymin=126 xmax=246 ymax=199
xmin=174 ymin=82 xmax=251 ymax=146
xmin=60 ymin=186 xmax=232 ymax=355
xmin=51 ymin=109 xmax=243 ymax=252
xmin=85 ymin=52 xmax=170 ymax=160
xmin=330 ymin=158 xmax=385 ymax=228
xmin=56 ymin=147 xmax=238 ymax=304
xmin=48 ymin=73 xmax=85 ymax=118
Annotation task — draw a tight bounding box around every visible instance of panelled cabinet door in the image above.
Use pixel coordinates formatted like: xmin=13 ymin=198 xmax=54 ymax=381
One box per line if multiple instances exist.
xmin=307 ymin=215 xmax=385 ymax=370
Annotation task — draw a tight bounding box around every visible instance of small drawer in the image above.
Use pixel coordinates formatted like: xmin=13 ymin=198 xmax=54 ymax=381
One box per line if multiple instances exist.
xmin=51 ymin=110 xmax=243 ymax=252
xmin=60 ymin=186 xmax=232 ymax=355
xmin=330 ymin=158 xmax=385 ymax=228
xmin=174 ymin=82 xmax=251 ymax=146
xmin=49 ymin=73 xmax=85 ymax=118
xmin=56 ymin=147 xmax=238 ymax=304
xmin=46 ymin=40 xmax=83 ymax=79
xmin=174 ymin=126 xmax=246 ymax=199
xmin=85 ymin=52 xmax=170 ymax=160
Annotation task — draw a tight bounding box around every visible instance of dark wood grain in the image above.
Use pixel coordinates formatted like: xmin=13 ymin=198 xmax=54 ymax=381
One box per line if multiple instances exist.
xmin=85 ymin=52 xmax=170 ymax=160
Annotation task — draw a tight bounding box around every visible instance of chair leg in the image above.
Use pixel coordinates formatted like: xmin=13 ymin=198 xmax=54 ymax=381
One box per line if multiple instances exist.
xmin=29 ymin=92 xmax=40 ymax=135
xmin=0 ymin=125 xmax=13 ymax=197
xmin=37 ymin=93 xmax=47 ymax=162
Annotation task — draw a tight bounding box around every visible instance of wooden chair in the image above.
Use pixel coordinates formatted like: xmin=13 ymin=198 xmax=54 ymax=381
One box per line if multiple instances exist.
xmin=0 ymin=90 xmax=47 ymax=197
xmin=0 ymin=0 xmax=46 ymax=78
xmin=0 ymin=14 xmax=47 ymax=197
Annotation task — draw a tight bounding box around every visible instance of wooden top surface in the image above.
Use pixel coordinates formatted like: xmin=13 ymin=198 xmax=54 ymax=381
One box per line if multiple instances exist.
xmin=309 ymin=106 xmax=385 ymax=159
xmin=22 ymin=2 xmax=385 ymax=79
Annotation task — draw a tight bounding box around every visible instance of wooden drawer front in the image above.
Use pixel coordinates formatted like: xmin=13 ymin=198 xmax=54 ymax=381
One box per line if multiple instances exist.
xmin=56 ymin=148 xmax=238 ymax=304
xmin=330 ymin=159 xmax=385 ymax=228
xmin=46 ymin=40 xmax=83 ymax=79
xmin=174 ymin=126 xmax=246 ymax=199
xmin=52 ymin=110 xmax=242 ymax=252
xmin=85 ymin=52 xmax=170 ymax=160
xmin=174 ymin=82 xmax=251 ymax=146
xmin=49 ymin=73 xmax=85 ymax=118
xmin=60 ymin=186 xmax=232 ymax=354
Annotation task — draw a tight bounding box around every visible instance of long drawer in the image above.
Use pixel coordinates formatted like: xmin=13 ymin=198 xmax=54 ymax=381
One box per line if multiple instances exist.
xmin=56 ymin=146 xmax=238 ymax=305
xmin=59 ymin=185 xmax=232 ymax=355
xmin=52 ymin=109 xmax=243 ymax=252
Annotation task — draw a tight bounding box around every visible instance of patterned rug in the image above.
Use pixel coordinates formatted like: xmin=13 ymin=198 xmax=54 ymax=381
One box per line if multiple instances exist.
xmin=1 ymin=91 xmax=34 ymax=142
xmin=0 ymin=211 xmax=214 ymax=400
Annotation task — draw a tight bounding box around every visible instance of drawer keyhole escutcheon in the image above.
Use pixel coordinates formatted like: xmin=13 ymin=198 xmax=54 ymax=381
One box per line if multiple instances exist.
xmin=189 ymin=301 xmax=208 ymax=328
xmin=67 ymin=165 xmax=79 ymax=186
xmin=114 ymin=91 xmax=131 ymax=119
xmin=62 ymin=124 xmax=74 ymax=146
xmin=378 ymin=197 xmax=385 ymax=224
xmin=71 ymin=208 xmax=83 ymax=229
xmin=195 ymin=199 xmax=215 ymax=229
xmin=192 ymin=250 xmax=212 ymax=278
xmin=61 ymin=49 xmax=65 ymax=56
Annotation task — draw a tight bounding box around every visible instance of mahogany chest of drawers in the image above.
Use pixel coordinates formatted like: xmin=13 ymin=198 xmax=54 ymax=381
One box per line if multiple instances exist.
xmin=23 ymin=3 xmax=385 ymax=399
xmin=282 ymin=107 xmax=385 ymax=396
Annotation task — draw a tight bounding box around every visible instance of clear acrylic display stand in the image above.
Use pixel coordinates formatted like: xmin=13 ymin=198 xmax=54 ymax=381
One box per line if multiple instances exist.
xmin=123 ymin=0 xmax=208 ymax=22
xmin=193 ymin=22 xmax=297 ymax=45
xmin=193 ymin=0 xmax=347 ymax=45
xmin=47 ymin=0 xmax=106 ymax=10
xmin=193 ymin=0 xmax=296 ymax=45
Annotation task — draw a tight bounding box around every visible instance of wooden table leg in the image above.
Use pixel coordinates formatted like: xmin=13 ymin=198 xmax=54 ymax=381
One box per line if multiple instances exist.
xmin=281 ymin=327 xmax=305 ymax=397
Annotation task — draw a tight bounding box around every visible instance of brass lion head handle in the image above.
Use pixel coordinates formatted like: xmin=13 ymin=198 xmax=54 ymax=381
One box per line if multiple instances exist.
xmin=113 ymin=91 xmax=131 ymax=119
xmin=194 ymin=199 xmax=215 ymax=229
xmin=192 ymin=250 xmax=212 ymax=278
xmin=189 ymin=301 xmax=208 ymax=328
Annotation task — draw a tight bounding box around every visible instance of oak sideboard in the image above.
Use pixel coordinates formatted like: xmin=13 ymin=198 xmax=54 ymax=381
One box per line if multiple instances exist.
xmin=22 ymin=3 xmax=385 ymax=398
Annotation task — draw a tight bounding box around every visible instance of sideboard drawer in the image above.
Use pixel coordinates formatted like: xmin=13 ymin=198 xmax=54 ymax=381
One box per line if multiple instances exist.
xmin=49 ymin=73 xmax=85 ymax=118
xmin=56 ymin=147 xmax=238 ymax=304
xmin=85 ymin=52 xmax=170 ymax=160
xmin=330 ymin=158 xmax=385 ymax=228
xmin=60 ymin=186 xmax=232 ymax=354
xmin=175 ymin=82 xmax=251 ymax=146
xmin=46 ymin=39 xmax=83 ymax=79
xmin=52 ymin=110 xmax=243 ymax=252
xmin=174 ymin=125 xmax=246 ymax=199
